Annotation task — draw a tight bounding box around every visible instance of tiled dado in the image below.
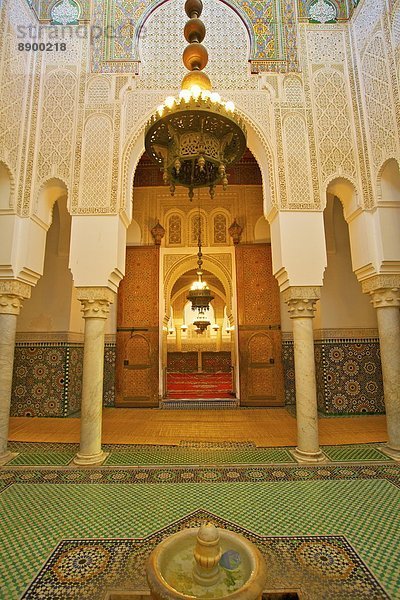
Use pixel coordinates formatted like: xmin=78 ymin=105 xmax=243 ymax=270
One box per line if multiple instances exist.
xmin=11 ymin=343 xmax=116 ymax=417
xmin=282 ymin=339 xmax=385 ymax=415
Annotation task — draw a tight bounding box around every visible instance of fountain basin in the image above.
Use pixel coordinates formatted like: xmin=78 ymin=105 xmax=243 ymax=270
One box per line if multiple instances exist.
xmin=146 ymin=527 xmax=267 ymax=600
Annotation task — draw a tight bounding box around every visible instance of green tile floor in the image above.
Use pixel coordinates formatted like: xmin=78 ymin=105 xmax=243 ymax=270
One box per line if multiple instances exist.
xmin=1 ymin=471 xmax=400 ymax=598
xmin=6 ymin=442 xmax=394 ymax=467
xmin=1 ymin=443 xmax=399 ymax=598
xmin=323 ymin=444 xmax=391 ymax=463
xmin=0 ymin=442 xmax=400 ymax=600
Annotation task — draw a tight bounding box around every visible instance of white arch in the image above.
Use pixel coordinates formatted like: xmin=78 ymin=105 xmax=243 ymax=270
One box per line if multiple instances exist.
xmin=33 ymin=177 xmax=69 ymax=229
xmin=120 ymin=98 xmax=276 ymax=223
xmin=163 ymin=253 xmax=233 ymax=321
xmin=0 ymin=160 xmax=15 ymax=211
xmin=324 ymin=176 xmax=361 ymax=219
xmin=377 ymin=158 xmax=400 ymax=203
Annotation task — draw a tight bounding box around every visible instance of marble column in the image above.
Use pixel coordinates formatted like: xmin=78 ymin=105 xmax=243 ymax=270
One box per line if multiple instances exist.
xmin=73 ymin=287 xmax=115 ymax=466
xmin=162 ymin=326 xmax=168 ymax=397
xmin=362 ymin=276 xmax=400 ymax=460
xmin=0 ymin=281 xmax=31 ymax=464
xmin=176 ymin=324 xmax=182 ymax=352
xmin=283 ymin=287 xmax=325 ymax=463
xmin=216 ymin=323 xmax=223 ymax=352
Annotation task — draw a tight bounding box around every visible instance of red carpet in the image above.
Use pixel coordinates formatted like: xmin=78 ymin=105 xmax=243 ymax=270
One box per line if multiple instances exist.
xmin=167 ymin=372 xmax=233 ymax=399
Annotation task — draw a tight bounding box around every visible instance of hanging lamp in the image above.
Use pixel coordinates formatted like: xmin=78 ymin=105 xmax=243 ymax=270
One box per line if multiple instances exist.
xmin=193 ymin=311 xmax=211 ymax=334
xmin=187 ymin=233 xmax=214 ymax=313
xmin=144 ymin=0 xmax=247 ymax=201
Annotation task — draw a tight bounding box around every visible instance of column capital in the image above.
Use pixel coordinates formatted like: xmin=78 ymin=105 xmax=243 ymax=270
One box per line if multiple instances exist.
xmin=282 ymin=286 xmax=321 ymax=319
xmin=361 ymin=275 xmax=400 ymax=309
xmin=76 ymin=287 xmax=115 ymax=319
xmin=0 ymin=281 xmax=31 ymax=315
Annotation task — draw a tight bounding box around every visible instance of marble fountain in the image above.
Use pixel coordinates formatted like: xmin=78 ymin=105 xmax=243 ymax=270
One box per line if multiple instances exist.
xmin=146 ymin=522 xmax=268 ymax=600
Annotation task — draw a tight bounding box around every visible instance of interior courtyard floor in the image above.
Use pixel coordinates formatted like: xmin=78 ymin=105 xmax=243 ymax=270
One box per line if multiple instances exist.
xmin=2 ymin=409 xmax=399 ymax=600
xmin=8 ymin=407 xmax=389 ymax=446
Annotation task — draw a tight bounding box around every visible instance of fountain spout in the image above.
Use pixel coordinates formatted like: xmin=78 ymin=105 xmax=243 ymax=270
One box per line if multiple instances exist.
xmin=193 ymin=522 xmax=222 ymax=586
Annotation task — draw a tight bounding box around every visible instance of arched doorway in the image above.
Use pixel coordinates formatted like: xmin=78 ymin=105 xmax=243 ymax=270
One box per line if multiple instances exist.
xmin=165 ymin=269 xmax=235 ymax=404
xmin=116 ymin=146 xmax=285 ymax=407
xmin=12 ymin=182 xmax=82 ymax=417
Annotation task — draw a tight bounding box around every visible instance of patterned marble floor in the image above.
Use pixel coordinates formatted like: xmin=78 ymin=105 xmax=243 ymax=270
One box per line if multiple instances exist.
xmin=0 ymin=447 xmax=399 ymax=599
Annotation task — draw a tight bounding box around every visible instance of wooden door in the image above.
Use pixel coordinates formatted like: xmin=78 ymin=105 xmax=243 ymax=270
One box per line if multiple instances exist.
xmin=235 ymin=244 xmax=284 ymax=406
xmin=116 ymin=247 xmax=159 ymax=407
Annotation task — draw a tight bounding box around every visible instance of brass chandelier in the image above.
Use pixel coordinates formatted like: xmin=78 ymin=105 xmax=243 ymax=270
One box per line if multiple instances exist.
xmin=144 ymin=0 xmax=247 ymax=200
xmin=193 ymin=312 xmax=211 ymax=334
xmin=187 ymin=233 xmax=214 ymax=314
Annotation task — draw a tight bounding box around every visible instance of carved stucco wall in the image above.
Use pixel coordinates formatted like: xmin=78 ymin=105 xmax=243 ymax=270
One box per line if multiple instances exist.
xmin=1 ymin=0 xmax=399 ymax=219
xmin=350 ymin=0 xmax=400 ymax=203
xmin=0 ymin=1 xmax=35 ymax=212
xmin=130 ymin=185 xmax=265 ymax=247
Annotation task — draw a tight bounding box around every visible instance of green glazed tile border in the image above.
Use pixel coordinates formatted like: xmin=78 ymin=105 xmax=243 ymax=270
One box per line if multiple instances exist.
xmin=322 ymin=445 xmax=391 ymax=463
xmin=103 ymin=446 xmax=295 ymax=466
xmin=7 ymin=451 xmax=74 ymax=466
xmin=2 ymin=442 xmax=395 ymax=467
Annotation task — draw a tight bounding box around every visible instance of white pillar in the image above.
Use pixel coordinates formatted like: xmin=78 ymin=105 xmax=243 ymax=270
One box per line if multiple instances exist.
xmin=283 ymin=287 xmax=326 ymax=463
xmin=216 ymin=323 xmax=222 ymax=352
xmin=0 ymin=282 xmax=31 ymax=464
xmin=176 ymin=324 xmax=182 ymax=352
xmin=362 ymin=276 xmax=400 ymax=460
xmin=73 ymin=287 xmax=114 ymax=466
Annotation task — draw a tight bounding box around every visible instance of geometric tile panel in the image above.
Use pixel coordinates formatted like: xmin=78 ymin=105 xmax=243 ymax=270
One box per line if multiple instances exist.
xmin=11 ymin=343 xmax=115 ymax=416
xmin=103 ymin=344 xmax=116 ymax=407
xmin=22 ymin=528 xmax=389 ymax=598
xmin=11 ymin=344 xmax=70 ymax=417
xmin=1 ymin=465 xmax=399 ymax=599
xmin=315 ymin=340 xmax=384 ymax=415
xmin=282 ymin=340 xmax=385 ymax=415
xmin=282 ymin=341 xmax=296 ymax=406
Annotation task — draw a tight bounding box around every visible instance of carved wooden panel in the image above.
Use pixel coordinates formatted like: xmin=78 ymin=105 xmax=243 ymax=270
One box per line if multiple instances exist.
xmin=235 ymin=244 xmax=284 ymax=406
xmin=167 ymin=352 xmax=198 ymax=373
xmin=116 ymin=247 xmax=159 ymax=407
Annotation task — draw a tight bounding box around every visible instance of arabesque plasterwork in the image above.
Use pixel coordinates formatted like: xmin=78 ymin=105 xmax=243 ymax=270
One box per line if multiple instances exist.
xmin=0 ymin=0 xmax=398 ymax=221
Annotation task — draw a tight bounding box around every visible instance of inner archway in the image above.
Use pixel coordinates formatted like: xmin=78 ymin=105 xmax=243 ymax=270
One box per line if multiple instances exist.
xmin=117 ymin=145 xmax=284 ymax=408
xmin=165 ymin=268 xmax=235 ymax=402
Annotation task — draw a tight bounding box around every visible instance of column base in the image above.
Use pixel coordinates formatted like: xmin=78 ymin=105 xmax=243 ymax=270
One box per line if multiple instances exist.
xmin=0 ymin=451 xmax=18 ymax=466
xmin=291 ymin=447 xmax=327 ymax=464
xmin=378 ymin=444 xmax=400 ymax=462
xmin=72 ymin=450 xmax=109 ymax=466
